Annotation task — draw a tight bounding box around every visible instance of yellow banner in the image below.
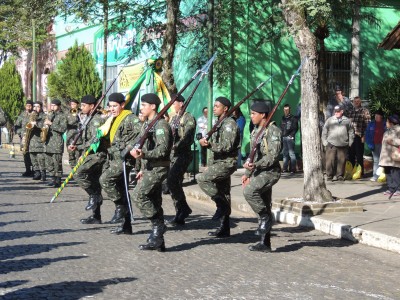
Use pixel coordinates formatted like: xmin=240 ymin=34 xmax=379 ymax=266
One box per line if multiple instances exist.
xmin=118 ymin=62 xmax=145 ymax=92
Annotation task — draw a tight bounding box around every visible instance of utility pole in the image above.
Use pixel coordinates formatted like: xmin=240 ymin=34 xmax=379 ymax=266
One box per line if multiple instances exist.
xmin=32 ymin=19 xmax=37 ymax=102
xmin=207 ymin=0 xmax=214 ymax=166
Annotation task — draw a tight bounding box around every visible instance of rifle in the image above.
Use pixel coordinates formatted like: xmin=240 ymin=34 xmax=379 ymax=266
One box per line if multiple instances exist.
xmin=200 ymin=75 xmax=274 ymax=141
xmin=120 ymin=53 xmax=217 ymax=158
xmin=246 ymin=57 xmax=307 ymax=165
xmin=171 ymin=67 xmax=210 ymax=137
xmin=70 ymin=54 xmax=134 ymax=147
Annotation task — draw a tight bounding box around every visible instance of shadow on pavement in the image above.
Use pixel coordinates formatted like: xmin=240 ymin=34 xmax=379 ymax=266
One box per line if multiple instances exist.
xmin=0 ymin=220 xmax=35 ymax=227
xmin=0 ymin=256 xmax=87 ymax=275
xmin=274 ymin=237 xmax=355 ymax=253
xmin=0 ymin=280 xmax=29 ymax=289
xmin=0 ymin=242 xmax=85 ymax=261
xmin=346 ymin=188 xmax=386 ymax=200
xmin=1 ymin=277 xmax=136 ymax=300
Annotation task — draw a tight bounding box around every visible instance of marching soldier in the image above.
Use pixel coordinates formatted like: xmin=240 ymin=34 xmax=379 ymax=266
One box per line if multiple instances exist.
xmin=66 ymin=99 xmax=83 ymax=167
xmin=167 ymin=94 xmax=196 ymax=226
xmin=241 ymin=102 xmax=282 ymax=252
xmin=44 ymin=99 xmax=67 ymax=188
xmin=130 ymin=93 xmax=173 ymax=251
xmin=197 ymin=97 xmax=241 ymax=238
xmin=29 ymin=102 xmax=46 ymax=181
xmin=99 ymin=93 xmax=141 ymax=234
xmin=70 ymin=95 xmax=108 ymax=224
xmin=15 ymin=100 xmax=34 ymax=177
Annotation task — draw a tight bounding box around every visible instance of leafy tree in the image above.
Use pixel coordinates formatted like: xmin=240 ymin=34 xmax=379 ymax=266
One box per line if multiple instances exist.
xmin=0 ymin=58 xmax=25 ymax=123
xmin=368 ymin=71 xmax=400 ymax=116
xmin=0 ymin=0 xmax=62 ymax=64
xmin=47 ymin=42 xmax=102 ymax=101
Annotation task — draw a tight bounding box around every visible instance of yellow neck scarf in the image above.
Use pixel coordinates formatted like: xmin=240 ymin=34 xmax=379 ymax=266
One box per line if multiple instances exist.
xmin=109 ymin=110 xmax=132 ymax=142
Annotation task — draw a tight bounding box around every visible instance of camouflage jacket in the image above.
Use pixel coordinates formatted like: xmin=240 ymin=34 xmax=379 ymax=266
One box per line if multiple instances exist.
xmin=209 ymin=116 xmax=240 ymax=164
xmin=108 ymin=113 xmax=141 ymax=167
xmin=140 ymin=117 xmax=172 ymax=170
xmin=45 ymin=111 xmax=67 ymax=154
xmin=14 ymin=111 xmax=32 ymax=136
xmin=28 ymin=111 xmax=46 ymax=153
xmin=245 ymin=122 xmax=282 ymax=177
xmin=170 ymin=112 xmax=196 ymax=156
xmin=80 ymin=113 xmax=108 ymax=153
xmin=66 ymin=110 xmax=83 ymax=145
xmin=0 ymin=106 xmax=6 ymax=126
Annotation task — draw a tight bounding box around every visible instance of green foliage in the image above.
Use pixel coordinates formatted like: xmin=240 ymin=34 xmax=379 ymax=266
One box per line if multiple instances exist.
xmin=0 ymin=59 xmax=25 ymax=123
xmin=47 ymin=41 xmax=102 ymax=101
xmin=0 ymin=0 xmax=62 ymax=64
xmin=368 ymin=71 xmax=400 ymax=116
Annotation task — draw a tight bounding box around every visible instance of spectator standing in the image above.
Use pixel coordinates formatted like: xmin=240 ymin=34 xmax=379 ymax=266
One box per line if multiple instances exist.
xmin=197 ymin=107 xmax=208 ymax=167
xmin=280 ymin=104 xmax=298 ymax=173
xmin=326 ymin=86 xmax=353 ymax=119
xmin=0 ymin=106 xmax=6 ymax=146
xmin=348 ymin=96 xmax=371 ymax=177
xmin=365 ymin=109 xmax=386 ymax=181
xmin=322 ymin=105 xmax=354 ymax=181
xmin=378 ymin=114 xmax=400 ymax=196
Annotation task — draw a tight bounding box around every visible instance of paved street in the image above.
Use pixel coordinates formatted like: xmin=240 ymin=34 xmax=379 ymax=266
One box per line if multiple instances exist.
xmin=1 ymin=148 xmax=400 ymax=299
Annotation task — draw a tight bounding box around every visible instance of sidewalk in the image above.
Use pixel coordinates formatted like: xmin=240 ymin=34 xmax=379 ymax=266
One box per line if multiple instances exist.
xmin=183 ymin=167 xmax=400 ymax=254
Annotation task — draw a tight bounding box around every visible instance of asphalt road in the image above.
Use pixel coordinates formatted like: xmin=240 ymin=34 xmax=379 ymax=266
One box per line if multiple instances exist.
xmin=1 ymin=149 xmax=400 ymax=299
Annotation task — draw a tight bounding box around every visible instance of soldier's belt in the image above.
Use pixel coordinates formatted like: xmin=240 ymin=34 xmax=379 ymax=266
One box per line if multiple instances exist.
xmin=147 ymin=161 xmax=170 ymax=168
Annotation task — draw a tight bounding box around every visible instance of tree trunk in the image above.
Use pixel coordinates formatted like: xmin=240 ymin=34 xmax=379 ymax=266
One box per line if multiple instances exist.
xmin=350 ymin=0 xmax=360 ymax=99
xmin=161 ymin=0 xmax=180 ymax=94
xmin=102 ymin=0 xmax=109 ymax=99
xmin=281 ymin=0 xmax=332 ymax=202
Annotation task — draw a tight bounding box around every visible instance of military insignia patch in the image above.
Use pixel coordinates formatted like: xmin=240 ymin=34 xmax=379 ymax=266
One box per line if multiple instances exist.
xmin=156 ymin=128 xmax=164 ymax=135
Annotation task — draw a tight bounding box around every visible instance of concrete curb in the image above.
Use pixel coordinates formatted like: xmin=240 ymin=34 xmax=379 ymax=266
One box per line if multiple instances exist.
xmin=185 ymin=186 xmax=400 ymax=254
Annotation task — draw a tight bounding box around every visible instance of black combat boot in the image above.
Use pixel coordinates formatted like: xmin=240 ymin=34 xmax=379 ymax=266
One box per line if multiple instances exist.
xmin=211 ymin=206 xmax=222 ymax=220
xmin=248 ymin=232 xmax=272 ymax=252
xmin=21 ymin=169 xmax=34 ymax=177
xmin=208 ymin=215 xmax=230 ymax=238
xmin=81 ymin=206 xmax=102 ymax=224
xmin=85 ymin=194 xmax=103 ymax=211
xmin=167 ymin=204 xmax=192 ymax=226
xmin=54 ymin=177 xmax=62 ymax=188
xmin=211 ymin=195 xmax=231 ymax=221
xmin=32 ymin=170 xmax=41 ymax=180
xmin=46 ymin=176 xmax=56 ymax=187
xmin=139 ymin=218 xmax=166 ymax=252
xmin=41 ymin=170 xmax=46 ymax=182
xmin=110 ymin=214 xmax=132 ymax=235
xmin=110 ymin=205 xmax=127 ymax=224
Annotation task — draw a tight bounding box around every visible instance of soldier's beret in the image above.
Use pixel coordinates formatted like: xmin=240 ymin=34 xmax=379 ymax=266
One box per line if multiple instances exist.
xmin=51 ymin=99 xmax=61 ymax=106
xmin=141 ymin=93 xmax=161 ymax=105
xmin=171 ymin=93 xmax=185 ymax=103
xmin=70 ymin=99 xmax=80 ymax=104
xmin=26 ymin=100 xmax=34 ymax=105
xmin=215 ymin=97 xmax=231 ymax=108
xmin=388 ymin=114 xmax=400 ymax=125
xmin=251 ymin=102 xmax=269 ymax=114
xmin=108 ymin=93 xmax=125 ymax=104
xmin=81 ymin=95 xmax=97 ymax=104
xmin=34 ymin=101 xmax=43 ymax=107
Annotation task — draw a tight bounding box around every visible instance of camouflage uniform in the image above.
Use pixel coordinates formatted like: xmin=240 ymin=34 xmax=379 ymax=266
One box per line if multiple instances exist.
xmin=28 ymin=111 xmax=46 ymax=177
xmin=45 ymin=111 xmax=67 ymax=180
xmin=99 ymin=113 xmax=141 ymax=222
xmin=132 ymin=117 xmax=172 ymax=220
xmin=167 ymin=112 xmax=196 ymax=224
xmin=15 ymin=111 xmax=33 ymax=175
xmin=243 ymin=122 xmax=282 ymax=252
xmin=66 ymin=109 xmax=83 ymax=167
xmin=75 ymin=113 xmax=108 ymax=223
xmin=197 ymin=116 xmax=240 ymax=209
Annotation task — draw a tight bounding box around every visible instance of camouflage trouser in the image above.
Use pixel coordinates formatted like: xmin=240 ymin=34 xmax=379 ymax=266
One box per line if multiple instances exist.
xmin=197 ymin=160 xmax=236 ymax=202
xmin=132 ymin=166 xmax=168 ymax=219
xmin=167 ymin=153 xmax=192 ymax=211
xmin=243 ymin=168 xmax=280 ymax=215
xmin=75 ymin=152 xmax=107 ymax=195
xmin=30 ymin=152 xmax=45 ymax=171
xmin=99 ymin=158 xmax=131 ymax=204
xmin=68 ymin=147 xmax=83 ymax=168
xmin=45 ymin=153 xmax=63 ymax=177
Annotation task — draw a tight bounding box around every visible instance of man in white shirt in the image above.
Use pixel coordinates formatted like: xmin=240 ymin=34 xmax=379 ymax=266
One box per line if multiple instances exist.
xmin=197 ymin=107 xmax=208 ymax=167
